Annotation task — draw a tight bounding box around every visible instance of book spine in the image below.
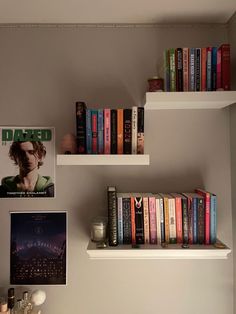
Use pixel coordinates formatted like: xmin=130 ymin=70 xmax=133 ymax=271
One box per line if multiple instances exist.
xmin=195 ymin=48 xmax=201 ymax=91
xmin=192 ymin=197 xmax=198 ymax=244
xmin=91 ymin=110 xmax=98 ymax=154
xmin=216 ymin=47 xmax=222 ymax=90
xmin=132 ymin=106 xmax=138 ymax=154
xmin=163 ymin=196 xmax=170 ymax=243
xmin=134 ymin=196 xmax=144 ymax=244
xmin=86 ymin=109 xmax=92 ymax=154
xmin=111 ymin=109 xmax=117 ymax=154
xmin=176 ymin=48 xmax=183 ymax=91
xmin=75 ymin=101 xmax=87 ymax=154
xmin=187 ymin=197 xmax=193 ymax=244
xmin=210 ymin=194 xmax=217 ymax=244
xmin=169 ymin=48 xmax=176 ymax=92
xmin=97 ymin=109 xmax=104 ymax=154
xmin=159 ymin=197 xmax=165 ymax=243
xmin=130 ymin=197 xmax=136 ymax=245
xmin=175 ymin=196 xmax=183 ymax=244
xmin=197 ymin=197 xmax=205 ymax=244
xmin=104 ymin=109 xmax=111 ymax=154
xmin=183 ymin=48 xmax=189 ymax=91
xmin=122 ymin=197 xmax=132 ymax=244
xmin=168 ymin=198 xmax=177 ymax=244
xmin=149 ymin=196 xmax=157 ymax=244
xmin=201 ymin=47 xmax=207 ymax=91
xmin=137 ymin=107 xmax=144 ymax=154
xmin=117 ymin=109 xmax=124 ymax=154
xmin=221 ymin=43 xmax=230 ymax=90
xmin=155 ymin=197 xmax=161 ymax=244
xmin=196 ymin=189 xmax=210 ymax=244
xmin=143 ymin=197 xmax=150 ymax=244
xmin=206 ymin=47 xmax=212 ymax=91
xmin=189 ymin=48 xmax=196 ymax=91
xmin=117 ymin=196 xmax=123 ymax=244
xmin=211 ymin=47 xmax=217 ymax=91
xmin=182 ymin=197 xmax=189 ymax=244
xmin=123 ymin=109 xmax=132 ymax=154
xmin=107 ymin=187 xmax=118 ymax=246
xmin=164 ymin=49 xmax=170 ymax=92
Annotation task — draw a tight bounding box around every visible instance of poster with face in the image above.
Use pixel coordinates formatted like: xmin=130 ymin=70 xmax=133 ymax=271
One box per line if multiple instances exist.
xmin=0 ymin=127 xmax=55 ymax=198
xmin=10 ymin=211 xmax=67 ymax=285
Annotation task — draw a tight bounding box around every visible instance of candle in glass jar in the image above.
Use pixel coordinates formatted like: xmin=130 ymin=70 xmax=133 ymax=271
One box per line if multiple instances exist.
xmin=91 ymin=217 xmax=107 ymax=243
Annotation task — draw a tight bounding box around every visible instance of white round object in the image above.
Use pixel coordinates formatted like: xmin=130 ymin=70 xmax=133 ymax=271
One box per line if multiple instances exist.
xmin=31 ymin=290 xmax=46 ymax=306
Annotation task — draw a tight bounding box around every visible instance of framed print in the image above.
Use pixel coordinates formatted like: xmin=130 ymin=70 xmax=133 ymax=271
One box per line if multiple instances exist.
xmin=10 ymin=211 xmax=67 ymax=285
xmin=0 ymin=126 xmax=55 ymax=198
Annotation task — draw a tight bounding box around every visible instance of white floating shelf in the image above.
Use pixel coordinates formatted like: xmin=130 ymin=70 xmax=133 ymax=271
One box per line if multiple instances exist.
xmin=87 ymin=240 xmax=231 ymax=260
xmin=57 ymin=154 xmax=150 ymax=165
xmin=145 ymin=91 xmax=236 ymax=110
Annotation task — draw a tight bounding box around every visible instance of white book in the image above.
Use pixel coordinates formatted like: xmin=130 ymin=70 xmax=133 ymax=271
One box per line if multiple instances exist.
xmin=132 ymin=106 xmax=138 ymax=154
xmin=168 ymin=196 xmax=177 ymax=243
xmin=154 ymin=195 xmax=162 ymax=244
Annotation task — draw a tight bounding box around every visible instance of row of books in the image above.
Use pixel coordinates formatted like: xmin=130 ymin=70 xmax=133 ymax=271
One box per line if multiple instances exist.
xmin=164 ymin=44 xmax=230 ymax=92
xmin=76 ymin=102 xmax=144 ymax=154
xmin=107 ymin=187 xmax=217 ymax=246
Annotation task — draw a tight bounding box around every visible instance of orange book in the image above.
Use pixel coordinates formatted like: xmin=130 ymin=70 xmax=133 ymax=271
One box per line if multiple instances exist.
xmin=201 ymin=47 xmax=207 ymax=91
xmin=117 ymin=109 xmax=123 ymax=154
xmin=130 ymin=196 xmax=136 ymax=245
xmin=171 ymin=193 xmax=183 ymax=244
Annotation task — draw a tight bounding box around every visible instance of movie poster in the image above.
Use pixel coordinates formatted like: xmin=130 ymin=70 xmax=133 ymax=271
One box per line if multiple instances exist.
xmin=0 ymin=126 xmax=55 ymax=198
xmin=10 ymin=211 xmax=67 ymax=285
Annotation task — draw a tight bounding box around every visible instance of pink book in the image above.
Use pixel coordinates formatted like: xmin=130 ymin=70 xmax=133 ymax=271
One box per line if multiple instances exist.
xmin=195 ymin=188 xmax=210 ymax=244
xmin=149 ymin=196 xmax=157 ymax=244
xmin=201 ymin=47 xmax=207 ymax=91
xmin=216 ymin=47 xmax=222 ymax=90
xmin=171 ymin=193 xmax=183 ymax=244
xmin=183 ymin=48 xmax=189 ymax=91
xmin=104 ymin=109 xmax=111 ymax=154
xmin=143 ymin=196 xmax=150 ymax=244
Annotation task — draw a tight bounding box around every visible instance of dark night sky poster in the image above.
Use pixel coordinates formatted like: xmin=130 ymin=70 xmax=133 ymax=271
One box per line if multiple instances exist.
xmin=10 ymin=212 xmax=67 ymax=285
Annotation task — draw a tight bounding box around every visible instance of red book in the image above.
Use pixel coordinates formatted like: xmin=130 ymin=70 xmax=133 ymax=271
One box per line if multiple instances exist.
xmin=130 ymin=196 xmax=136 ymax=245
xmin=195 ymin=188 xmax=210 ymax=244
xmin=171 ymin=193 xmax=183 ymax=244
xmin=117 ymin=109 xmax=123 ymax=154
xmin=149 ymin=196 xmax=157 ymax=244
xmin=183 ymin=48 xmax=189 ymax=91
xmin=221 ymin=44 xmax=230 ymax=90
xmin=201 ymin=47 xmax=207 ymax=91
xmin=104 ymin=109 xmax=111 ymax=154
xmin=91 ymin=110 xmax=98 ymax=154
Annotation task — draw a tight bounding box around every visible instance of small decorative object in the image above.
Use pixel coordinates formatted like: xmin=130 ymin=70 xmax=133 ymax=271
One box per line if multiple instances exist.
xmin=61 ymin=133 xmax=77 ymax=154
xmin=148 ymin=77 xmax=164 ymax=92
xmin=91 ymin=217 xmax=108 ymax=243
xmin=31 ymin=290 xmax=46 ymax=307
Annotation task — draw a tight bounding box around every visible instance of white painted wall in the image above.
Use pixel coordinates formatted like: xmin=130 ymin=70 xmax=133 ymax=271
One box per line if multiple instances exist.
xmin=0 ymin=24 xmax=233 ymax=314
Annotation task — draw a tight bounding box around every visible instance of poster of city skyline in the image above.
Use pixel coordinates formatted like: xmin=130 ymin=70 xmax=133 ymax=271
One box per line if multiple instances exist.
xmin=10 ymin=211 xmax=67 ymax=285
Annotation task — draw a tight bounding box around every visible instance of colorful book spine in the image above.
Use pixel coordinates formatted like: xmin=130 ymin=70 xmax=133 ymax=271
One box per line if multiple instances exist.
xmin=211 ymin=47 xmax=217 ymax=91
xmin=182 ymin=193 xmax=193 ymax=244
xmin=201 ymin=47 xmax=207 ymax=91
xmin=164 ymin=49 xmax=170 ymax=92
xmin=154 ymin=195 xmax=161 ymax=244
xmin=123 ymin=109 xmax=132 ymax=154
xmin=143 ymin=196 xmax=150 ymax=244
xmin=75 ymin=101 xmax=87 ymax=154
xmin=97 ymin=109 xmax=104 ymax=154
xmin=171 ymin=193 xmax=183 ymax=244
xmin=216 ymin=47 xmax=222 ymax=90
xmin=192 ymin=196 xmax=198 ymax=244
xmin=159 ymin=197 xmax=165 ymax=243
xmin=195 ymin=48 xmax=201 ymax=92
xmin=117 ymin=194 xmax=123 ymax=244
xmin=111 ymin=109 xmax=117 ymax=154
xmin=181 ymin=195 xmax=188 ymax=244
xmin=91 ymin=110 xmax=98 ymax=154
xmin=104 ymin=109 xmax=111 ymax=154
xmin=160 ymin=193 xmax=169 ymax=243
xmin=137 ymin=107 xmax=144 ymax=154
xmin=107 ymin=186 xmax=118 ymax=246
xmin=169 ymin=48 xmax=176 ymax=92
xmin=206 ymin=47 xmax=212 ymax=91
xmin=176 ymin=48 xmax=183 ymax=91
xmin=189 ymin=48 xmax=196 ymax=91
xmin=195 ymin=188 xmax=210 ymax=245
xmin=86 ymin=109 xmax=92 ymax=154
xmin=221 ymin=43 xmax=230 ymax=90
xmin=122 ymin=195 xmax=132 ymax=244
xmin=130 ymin=196 xmax=136 ymax=245
xmin=149 ymin=196 xmax=157 ymax=244
xmin=197 ymin=196 xmax=205 ymax=244
xmin=168 ymin=196 xmax=177 ymax=244
xmin=117 ymin=109 xmax=123 ymax=154
xmin=183 ymin=48 xmax=189 ymax=91
xmin=132 ymin=106 xmax=138 ymax=154
xmin=134 ymin=196 xmax=144 ymax=244
xmin=210 ymin=193 xmax=217 ymax=244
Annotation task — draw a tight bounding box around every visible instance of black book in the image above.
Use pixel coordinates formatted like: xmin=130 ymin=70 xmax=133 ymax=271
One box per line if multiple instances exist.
xmin=181 ymin=195 xmax=189 ymax=244
xmin=197 ymin=196 xmax=205 ymax=244
xmin=176 ymin=48 xmax=183 ymax=91
xmin=122 ymin=195 xmax=132 ymax=244
xmin=107 ymin=186 xmax=118 ymax=246
xmin=75 ymin=101 xmax=87 ymax=154
xmin=134 ymin=195 xmax=144 ymax=244
xmin=110 ymin=109 xmax=117 ymax=154
xmin=123 ymin=109 xmax=132 ymax=154
xmin=137 ymin=107 xmax=144 ymax=154
xmin=195 ymin=48 xmax=201 ymax=92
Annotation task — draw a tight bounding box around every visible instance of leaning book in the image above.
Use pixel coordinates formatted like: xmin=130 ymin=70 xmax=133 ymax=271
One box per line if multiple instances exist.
xmin=0 ymin=126 xmax=55 ymax=198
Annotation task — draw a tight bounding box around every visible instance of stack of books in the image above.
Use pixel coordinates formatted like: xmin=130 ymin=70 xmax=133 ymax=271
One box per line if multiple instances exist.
xmin=107 ymin=187 xmax=217 ymax=246
xmin=76 ymin=102 xmax=144 ymax=155
xmin=164 ymin=44 xmax=230 ymax=92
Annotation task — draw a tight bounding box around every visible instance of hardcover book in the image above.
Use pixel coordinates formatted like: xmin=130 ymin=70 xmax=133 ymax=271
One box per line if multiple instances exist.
xmin=195 ymin=188 xmax=210 ymax=244
xmin=91 ymin=110 xmax=98 ymax=154
xmin=123 ymin=109 xmax=132 ymax=154
xmin=107 ymin=186 xmax=118 ymax=246
xmin=86 ymin=109 xmax=92 ymax=154
xmin=195 ymin=48 xmax=201 ymax=91
xmin=134 ymin=195 xmax=144 ymax=244
xmin=169 ymin=48 xmax=176 ymax=92
xmin=117 ymin=193 xmax=124 ymax=244
xmin=117 ymin=109 xmax=124 ymax=154
xmin=210 ymin=193 xmax=217 ymax=244
xmin=159 ymin=193 xmax=170 ymax=243
xmin=164 ymin=49 xmax=170 ymax=92
xmin=183 ymin=48 xmax=189 ymax=92
xmin=201 ymin=47 xmax=207 ymax=91
xmin=171 ymin=193 xmax=183 ymax=244
xmin=137 ymin=107 xmax=144 ymax=155
xmin=111 ymin=109 xmax=117 ymax=154
xmin=176 ymin=48 xmax=183 ymax=91
xmin=149 ymin=195 xmax=157 ymax=244
xmin=211 ymin=47 xmax=217 ymax=91
xmin=143 ymin=195 xmax=150 ymax=244
xmin=97 ymin=109 xmax=104 ymax=154
xmin=104 ymin=109 xmax=111 ymax=154
xmin=122 ymin=194 xmax=132 ymax=244
xmin=189 ymin=48 xmax=196 ymax=91
xmin=75 ymin=101 xmax=87 ymax=154
xmin=221 ymin=43 xmax=231 ymax=90
xmin=132 ymin=107 xmax=138 ymax=154
xmin=206 ymin=47 xmax=212 ymax=91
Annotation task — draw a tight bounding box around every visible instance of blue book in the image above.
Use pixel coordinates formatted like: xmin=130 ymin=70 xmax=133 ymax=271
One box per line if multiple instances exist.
xmin=210 ymin=193 xmax=217 ymax=244
xmin=189 ymin=48 xmax=196 ymax=91
xmin=86 ymin=109 xmax=92 ymax=154
xmin=192 ymin=196 xmax=198 ymax=244
xmin=211 ymin=47 xmax=217 ymax=91
xmin=97 ymin=109 xmax=104 ymax=154
xmin=117 ymin=194 xmax=123 ymax=244
xmin=207 ymin=47 xmax=212 ymax=91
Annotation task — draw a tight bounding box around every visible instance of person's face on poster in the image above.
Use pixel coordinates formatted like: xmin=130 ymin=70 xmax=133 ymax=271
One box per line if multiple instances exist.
xmin=16 ymin=142 xmax=41 ymax=173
